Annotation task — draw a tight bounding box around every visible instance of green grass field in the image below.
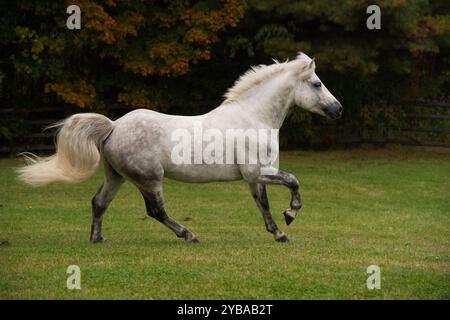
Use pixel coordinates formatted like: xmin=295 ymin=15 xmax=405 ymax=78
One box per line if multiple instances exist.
xmin=0 ymin=146 xmax=449 ymax=299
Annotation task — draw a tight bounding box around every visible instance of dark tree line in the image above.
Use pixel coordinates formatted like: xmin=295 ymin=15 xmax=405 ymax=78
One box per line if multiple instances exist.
xmin=1 ymin=0 xmax=449 ymax=148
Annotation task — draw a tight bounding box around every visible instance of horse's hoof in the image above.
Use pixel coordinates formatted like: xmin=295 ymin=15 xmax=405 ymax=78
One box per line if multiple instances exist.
xmin=185 ymin=232 xmax=199 ymax=243
xmin=186 ymin=237 xmax=200 ymax=243
xmin=275 ymin=234 xmax=290 ymax=243
xmin=283 ymin=209 xmax=297 ymax=226
xmin=90 ymin=237 xmax=108 ymax=244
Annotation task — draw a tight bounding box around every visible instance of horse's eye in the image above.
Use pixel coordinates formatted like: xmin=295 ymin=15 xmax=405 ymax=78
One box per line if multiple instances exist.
xmin=313 ymin=82 xmax=322 ymax=88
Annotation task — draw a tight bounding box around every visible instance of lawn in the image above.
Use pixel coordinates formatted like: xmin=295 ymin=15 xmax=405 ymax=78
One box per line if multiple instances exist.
xmin=0 ymin=145 xmax=449 ymax=299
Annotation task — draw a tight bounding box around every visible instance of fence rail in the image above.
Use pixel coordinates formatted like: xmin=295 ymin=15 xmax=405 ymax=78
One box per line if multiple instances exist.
xmin=363 ymin=100 xmax=450 ymax=148
xmin=403 ymin=114 xmax=450 ymax=120
xmin=1 ymin=101 xmax=449 ymax=155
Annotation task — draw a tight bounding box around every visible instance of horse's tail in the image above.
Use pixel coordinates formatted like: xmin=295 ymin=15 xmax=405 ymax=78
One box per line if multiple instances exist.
xmin=17 ymin=113 xmax=113 ymax=186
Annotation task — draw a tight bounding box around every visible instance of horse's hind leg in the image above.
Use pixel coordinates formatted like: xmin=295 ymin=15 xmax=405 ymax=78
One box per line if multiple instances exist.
xmin=90 ymin=161 xmax=124 ymax=243
xmin=249 ymin=183 xmax=289 ymax=242
xmin=140 ymin=182 xmax=198 ymax=242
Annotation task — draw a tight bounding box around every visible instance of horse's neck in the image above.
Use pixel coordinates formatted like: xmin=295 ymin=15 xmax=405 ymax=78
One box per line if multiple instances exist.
xmin=235 ymin=76 xmax=294 ymax=129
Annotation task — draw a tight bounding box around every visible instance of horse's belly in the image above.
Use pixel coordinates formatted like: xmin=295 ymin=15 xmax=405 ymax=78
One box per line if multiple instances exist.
xmin=164 ymin=164 xmax=242 ymax=183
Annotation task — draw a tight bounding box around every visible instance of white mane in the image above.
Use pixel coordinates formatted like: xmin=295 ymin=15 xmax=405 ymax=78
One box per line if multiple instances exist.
xmin=222 ymin=52 xmax=313 ymax=104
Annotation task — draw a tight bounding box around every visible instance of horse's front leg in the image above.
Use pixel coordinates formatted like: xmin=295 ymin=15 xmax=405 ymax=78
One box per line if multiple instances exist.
xmin=255 ymin=170 xmax=302 ymax=226
xmin=249 ymin=183 xmax=289 ymax=242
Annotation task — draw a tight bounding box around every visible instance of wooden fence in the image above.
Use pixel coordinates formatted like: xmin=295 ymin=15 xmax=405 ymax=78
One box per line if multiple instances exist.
xmin=340 ymin=101 xmax=450 ymax=148
xmin=0 ymin=104 xmax=131 ymax=155
xmin=1 ymin=101 xmax=449 ymax=155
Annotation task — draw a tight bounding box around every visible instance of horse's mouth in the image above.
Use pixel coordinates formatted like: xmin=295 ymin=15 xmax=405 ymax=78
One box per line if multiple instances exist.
xmin=323 ymin=103 xmax=343 ymax=120
xmin=323 ymin=109 xmax=341 ymax=120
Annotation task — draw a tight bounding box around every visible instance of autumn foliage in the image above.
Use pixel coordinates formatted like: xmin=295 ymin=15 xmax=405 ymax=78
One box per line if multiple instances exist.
xmin=2 ymin=0 xmax=245 ymax=109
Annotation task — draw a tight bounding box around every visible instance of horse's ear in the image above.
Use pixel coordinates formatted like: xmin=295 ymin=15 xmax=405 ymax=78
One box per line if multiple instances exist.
xmin=309 ymin=57 xmax=316 ymax=70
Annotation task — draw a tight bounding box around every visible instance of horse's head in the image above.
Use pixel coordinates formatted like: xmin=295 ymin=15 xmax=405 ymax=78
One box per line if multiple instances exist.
xmin=292 ymin=53 xmax=343 ymax=120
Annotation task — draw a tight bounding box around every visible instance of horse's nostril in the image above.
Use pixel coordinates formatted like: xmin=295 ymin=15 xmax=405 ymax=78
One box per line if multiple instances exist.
xmin=324 ymin=102 xmax=343 ymax=119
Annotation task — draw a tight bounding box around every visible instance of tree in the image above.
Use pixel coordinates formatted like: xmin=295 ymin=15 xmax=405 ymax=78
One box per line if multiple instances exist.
xmin=0 ymin=0 xmax=245 ymax=110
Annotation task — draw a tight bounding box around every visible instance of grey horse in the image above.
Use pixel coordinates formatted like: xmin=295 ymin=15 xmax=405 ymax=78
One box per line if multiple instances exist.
xmin=18 ymin=52 xmax=342 ymax=243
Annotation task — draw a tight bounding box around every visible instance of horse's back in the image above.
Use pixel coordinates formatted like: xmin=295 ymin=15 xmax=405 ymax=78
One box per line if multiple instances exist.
xmin=101 ymin=108 xmax=243 ymax=184
xmin=102 ymin=109 xmax=205 ymax=182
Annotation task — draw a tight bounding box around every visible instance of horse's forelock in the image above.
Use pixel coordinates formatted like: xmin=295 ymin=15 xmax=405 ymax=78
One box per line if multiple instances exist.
xmin=294 ymin=53 xmax=315 ymax=80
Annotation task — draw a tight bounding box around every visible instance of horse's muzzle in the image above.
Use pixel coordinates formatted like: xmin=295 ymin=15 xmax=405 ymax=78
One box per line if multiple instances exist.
xmin=323 ymin=102 xmax=343 ymax=120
